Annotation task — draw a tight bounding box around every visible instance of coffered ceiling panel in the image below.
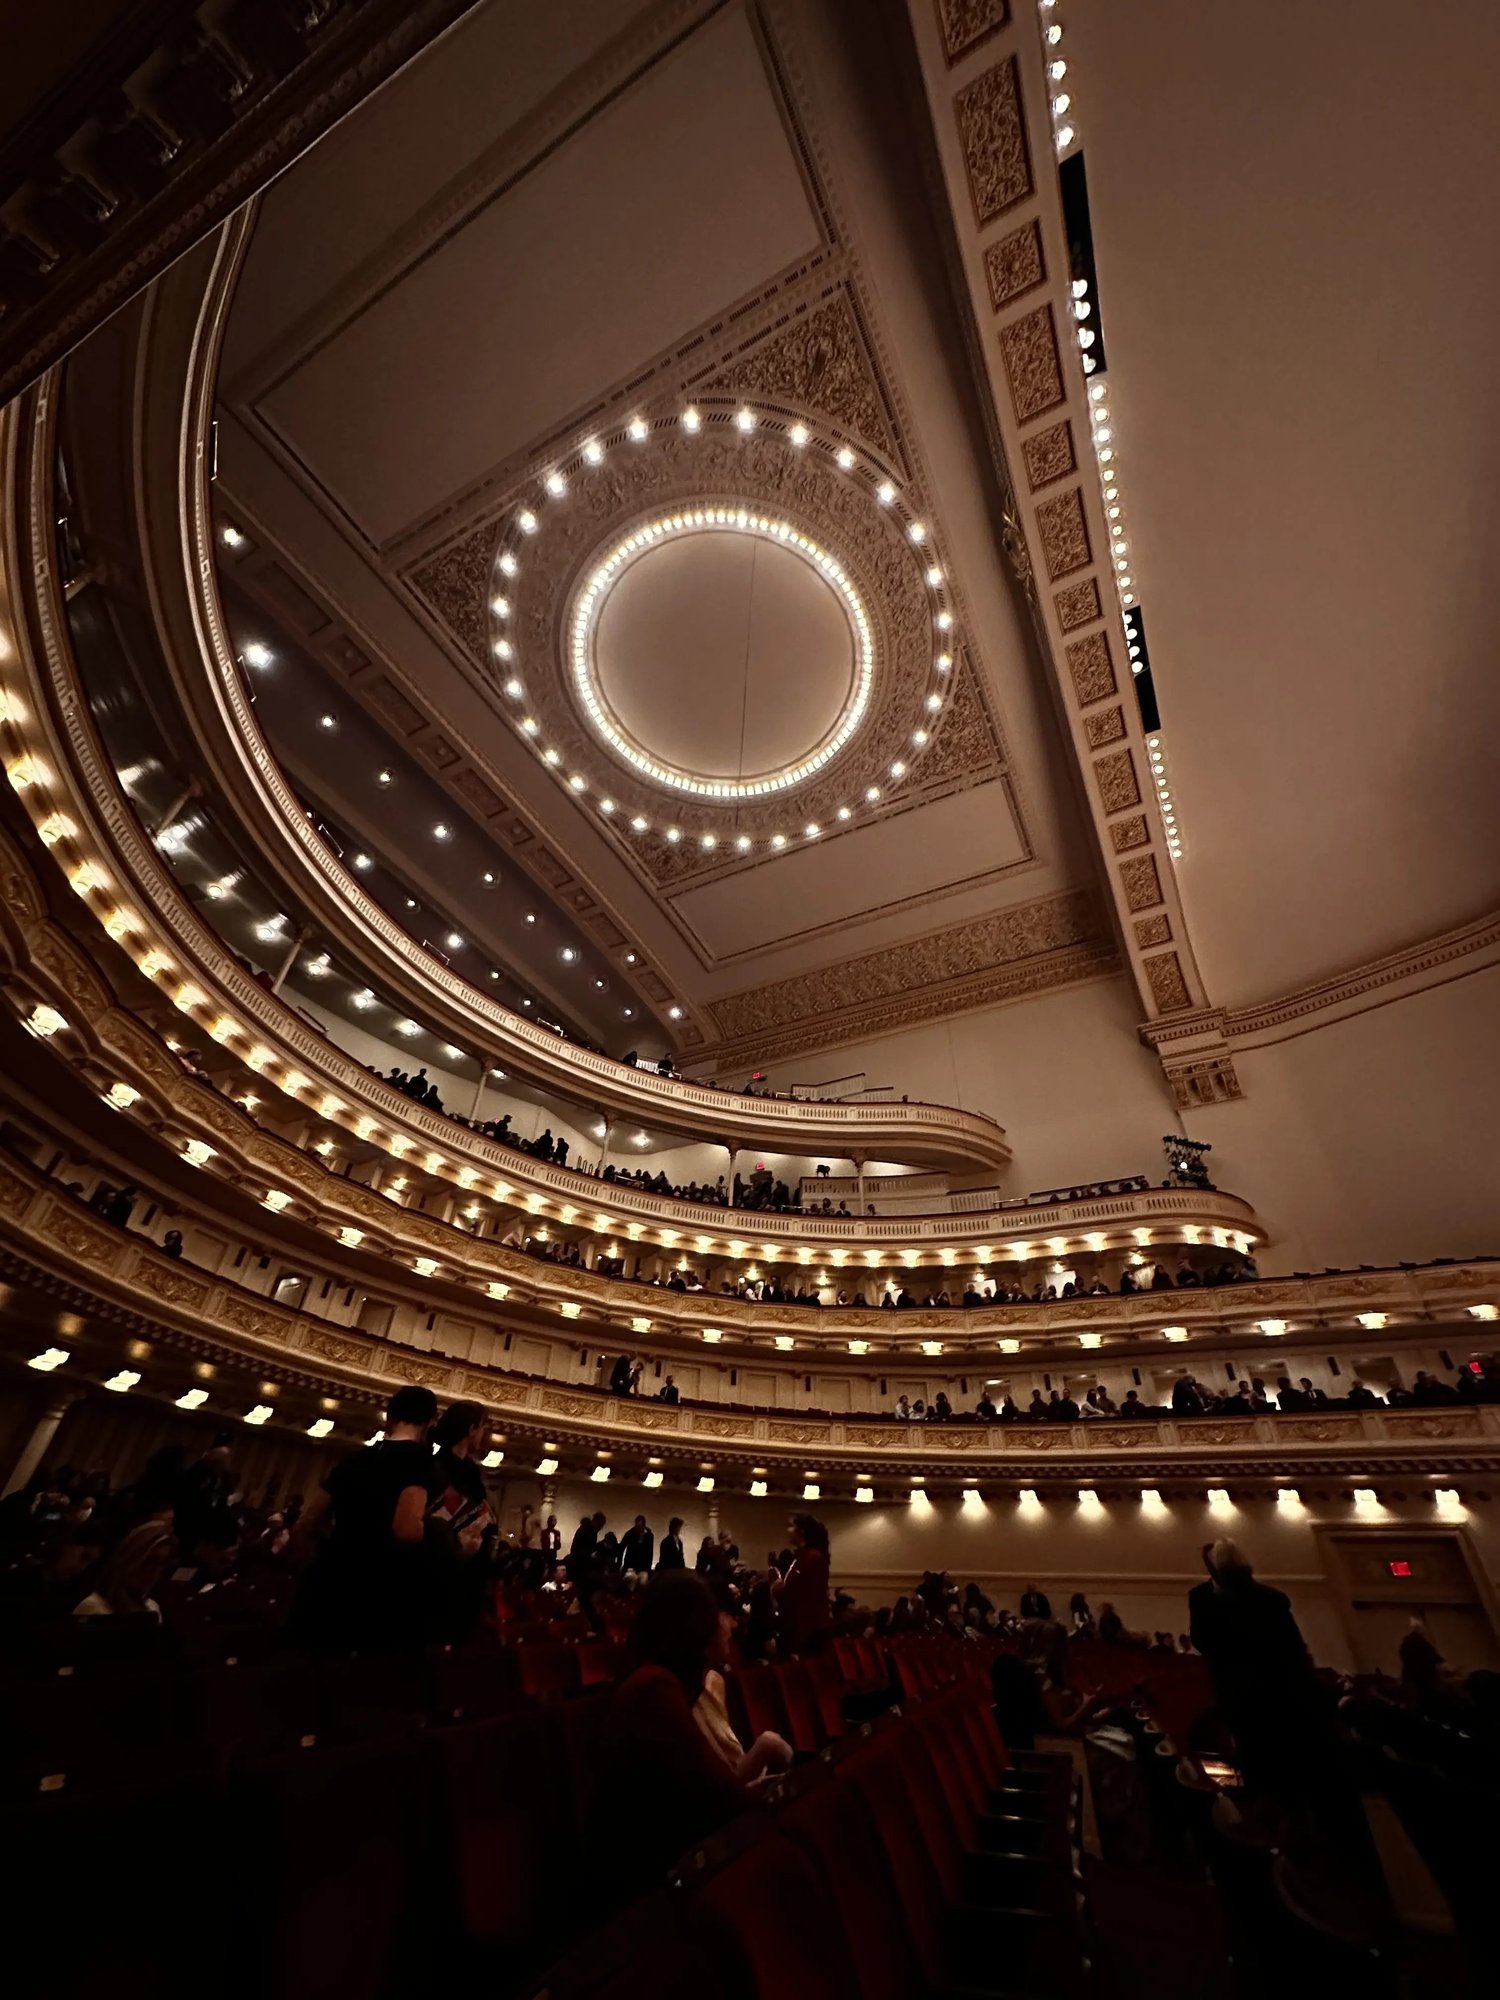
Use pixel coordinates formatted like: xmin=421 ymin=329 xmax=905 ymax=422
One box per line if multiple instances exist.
xmin=254 ymin=3 xmax=823 ymax=544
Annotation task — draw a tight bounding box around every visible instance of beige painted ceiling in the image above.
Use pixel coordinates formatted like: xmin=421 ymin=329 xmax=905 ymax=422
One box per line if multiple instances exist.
xmin=1067 ymin=0 xmax=1500 ymax=1009
xmin=214 ymin=0 xmax=1107 ymax=1062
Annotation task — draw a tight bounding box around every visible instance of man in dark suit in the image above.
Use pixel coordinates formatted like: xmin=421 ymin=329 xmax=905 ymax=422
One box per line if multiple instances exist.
xmin=619 ymin=1515 xmax=654 ymax=1574
xmin=656 ymin=1517 xmax=686 ymax=1569
xmin=1019 ymin=1584 xmax=1051 ymax=1620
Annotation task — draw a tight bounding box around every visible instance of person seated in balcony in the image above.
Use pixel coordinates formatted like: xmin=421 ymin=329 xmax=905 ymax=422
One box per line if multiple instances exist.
xmin=608 ymin=1353 xmax=634 ymax=1396
xmin=974 ymin=1392 xmax=998 ymax=1422
xmin=666 ymin=1270 xmax=687 ymax=1292
xmin=895 ymin=1286 xmax=916 ymax=1309
xmin=1175 ymin=1260 xmax=1202 ymax=1287
xmin=1083 ymin=1385 xmax=1117 ymax=1417
xmin=880 ymin=1288 xmax=896 ymax=1310
xmin=961 ymin=1283 xmax=984 ymax=1308
xmin=894 ymin=1394 xmax=911 ymax=1420
xmin=1219 ymin=1384 xmax=1257 ymax=1417
xmin=1087 ymin=1277 xmax=1111 ymax=1296
xmin=1273 ymin=1375 xmax=1307 ymax=1411
xmin=1246 ymin=1377 xmax=1272 ymax=1412
xmin=910 ymin=1399 xmax=928 ymax=1421
xmin=931 ymin=1392 xmax=953 ymax=1422
xmin=1119 ymin=1389 xmax=1148 ymax=1418
xmin=1297 ymin=1375 xmax=1329 ymax=1407
xmin=1172 ymin=1375 xmax=1208 ymax=1416
xmin=1061 ymin=1279 xmax=1078 ymax=1299
xmin=1346 ymin=1379 xmax=1383 ymax=1408
xmin=1119 ymin=1266 xmax=1140 ymax=1295
xmin=1051 ymin=1388 xmax=1080 ymax=1422
xmin=1410 ymin=1368 xmax=1460 ymax=1407
xmin=1151 ymin=1263 xmax=1175 ymax=1292
xmin=1025 ymin=1390 xmax=1048 ymax=1422
xmin=998 ymin=1395 xmax=1021 ymax=1421
xmin=657 ymin=1376 xmax=680 ymax=1404
xmin=162 ymin=1229 xmax=184 ymax=1259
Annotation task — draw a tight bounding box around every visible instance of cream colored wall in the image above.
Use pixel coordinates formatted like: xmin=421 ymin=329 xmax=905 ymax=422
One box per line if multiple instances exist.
xmin=765 ymin=963 xmax=1500 ymax=1275
xmin=1183 ymin=966 xmax=1500 ymax=1272
xmin=768 ymin=975 xmax=1177 ymax=1196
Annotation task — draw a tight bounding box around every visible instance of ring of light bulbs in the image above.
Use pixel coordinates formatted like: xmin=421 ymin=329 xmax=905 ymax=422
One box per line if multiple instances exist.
xmin=569 ymin=510 xmax=874 ymax=799
xmin=487 ymin=405 xmax=959 ymax=851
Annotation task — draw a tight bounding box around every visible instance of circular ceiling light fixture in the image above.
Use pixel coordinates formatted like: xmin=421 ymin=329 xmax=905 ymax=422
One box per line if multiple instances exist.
xmin=569 ymin=509 xmax=874 ymax=800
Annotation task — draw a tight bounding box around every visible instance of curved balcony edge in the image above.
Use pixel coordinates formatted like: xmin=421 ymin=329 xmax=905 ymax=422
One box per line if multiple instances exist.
xmin=19 ymin=258 xmax=1012 ymax=1173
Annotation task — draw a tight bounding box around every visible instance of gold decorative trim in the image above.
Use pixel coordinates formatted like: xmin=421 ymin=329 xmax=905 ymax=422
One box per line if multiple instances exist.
xmin=1021 ymin=420 xmax=1076 ymax=492
xmin=935 ymin=0 xmax=1011 ymax=66
xmin=984 ymin=220 xmax=1046 ymax=310
xmin=1053 ymin=578 xmax=1102 ymax=632
xmin=998 ymin=305 xmax=1065 ymax=424
xmin=954 ymin=54 xmax=1032 ymax=225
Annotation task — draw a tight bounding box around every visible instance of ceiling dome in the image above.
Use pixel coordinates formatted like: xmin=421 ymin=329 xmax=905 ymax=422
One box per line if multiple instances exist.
xmin=577 ymin=512 xmax=868 ymax=797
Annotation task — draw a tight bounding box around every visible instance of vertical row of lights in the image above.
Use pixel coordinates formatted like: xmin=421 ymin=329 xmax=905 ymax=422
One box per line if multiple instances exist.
xmin=1039 ymin=0 xmax=1182 ymax=862
xmin=1146 ymin=736 xmax=1181 ymax=860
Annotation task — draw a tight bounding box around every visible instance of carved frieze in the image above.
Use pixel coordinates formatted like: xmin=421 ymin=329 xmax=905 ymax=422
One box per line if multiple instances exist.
xmin=1084 ymin=706 xmax=1125 ymax=749
xmin=1143 ymin=953 xmax=1192 ymax=1014
xmin=305 ymin=1331 xmax=374 ymax=1369
xmin=41 ymin=1202 xmax=123 ymax=1272
xmin=132 ymin=1257 xmax=211 ymax=1311
xmin=1110 ymin=815 xmax=1150 ymax=853
xmin=1119 ymin=854 xmax=1162 ymax=911
xmin=708 ymin=291 xmax=898 ymax=462
xmin=216 ymin=1297 xmax=293 ymax=1344
xmin=1053 ymin=578 xmax=1101 ymax=632
xmin=1065 ymin=631 xmax=1116 ymax=708
xmin=1021 ymin=420 xmax=1076 ymax=491
xmin=1094 ymin=752 xmax=1142 ymax=816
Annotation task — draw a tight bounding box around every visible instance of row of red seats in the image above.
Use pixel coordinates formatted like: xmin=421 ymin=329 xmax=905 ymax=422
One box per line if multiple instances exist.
xmin=534 ymin=1681 xmax=1086 ymax=2000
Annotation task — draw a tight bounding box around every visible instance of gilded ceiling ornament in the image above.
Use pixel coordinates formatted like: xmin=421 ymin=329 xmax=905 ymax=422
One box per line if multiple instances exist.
xmin=999 ymin=304 xmax=1066 ymax=424
xmin=984 ymin=220 xmax=1046 ymax=311
xmin=954 ymin=55 xmax=1032 ymax=225
xmin=935 ymin=0 xmax=1011 ymax=65
xmin=708 ymin=292 xmax=899 ymax=464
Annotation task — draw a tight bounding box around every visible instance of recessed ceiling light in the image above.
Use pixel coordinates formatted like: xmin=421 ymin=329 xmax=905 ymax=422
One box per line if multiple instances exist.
xmin=545 ymin=471 xmax=567 ymax=497
xmin=491 ymin=596 xmax=510 ymax=618
xmin=936 ymin=652 xmax=952 ymax=671
xmin=788 ymin=422 xmax=809 ymax=447
xmin=735 ymin=834 xmax=751 ymax=851
xmin=521 ymin=717 xmax=539 ymax=735
xmin=908 ymin=522 xmax=926 ymax=544
xmin=668 ymin=1006 xmax=683 ymax=1020
xmin=352 ymin=988 xmax=375 ymax=1009
xmin=835 ymin=446 xmax=855 ymax=469
xmin=377 ymin=768 xmax=392 ymax=784
xmin=926 ymin=692 xmax=942 ymax=711
xmin=561 ymin=948 xmax=576 ymax=962
xmin=569 ymin=774 xmax=586 ymax=791
xmin=521 ymin=998 xmax=532 ymax=1007
xmin=493 ymin=639 xmax=513 ymax=660
xmin=628 ymin=416 xmax=648 ymax=441
xmin=866 ymin=785 xmax=880 ymax=801
xmin=735 ymin=408 xmax=756 ymax=433
xmin=836 ymin=806 xmax=851 ymax=821
xmin=517 ymin=509 xmax=538 ymax=534
xmin=243 ymin=642 xmax=273 ymax=669
xmin=936 ymin=611 xmax=953 ymax=631
xmin=319 ymin=714 xmax=336 ymax=729
xmin=525 ymin=913 xmax=537 ymax=924
xmin=876 ymin=481 xmax=895 ymax=505
xmin=681 ymin=407 xmax=701 ymax=432
xmin=912 ymin=729 xmax=928 ymax=745
xmin=483 ymin=871 xmax=494 ymax=883
xmin=433 ymin=823 xmax=450 ymax=840
xmin=623 ymin=1007 xmax=634 ymax=1017
xmin=405 ymin=898 xmax=417 ymax=909
xmin=446 ymin=932 xmax=463 ymax=950
xmin=804 ymin=823 xmax=820 ymax=838
xmin=221 ymin=524 xmax=246 ymax=548
xmin=631 ymin=816 xmax=648 ymax=832
xmin=665 ymin=828 xmax=681 ymax=843
xmin=582 ymin=438 xmax=604 ymax=465
xmin=543 ymin=748 xmax=561 ymax=766
xmin=701 ymin=833 xmax=717 ymax=849
xmin=890 ymin=760 xmax=906 ymax=778
xmin=624 ymin=951 xmax=637 ymax=963
xmin=594 ymin=977 xmax=605 ymax=989
xmin=771 ymin=833 xmax=786 ymax=849
xmin=498 ymin=552 xmax=518 ymax=576
xmin=925 ymin=566 xmax=943 ymax=588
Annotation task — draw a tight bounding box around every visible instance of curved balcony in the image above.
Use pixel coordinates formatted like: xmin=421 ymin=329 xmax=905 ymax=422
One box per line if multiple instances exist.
xmin=8 ymin=220 xmax=1009 ymax=1177
xmin=2 ymin=1150 xmax=1496 ymax=1491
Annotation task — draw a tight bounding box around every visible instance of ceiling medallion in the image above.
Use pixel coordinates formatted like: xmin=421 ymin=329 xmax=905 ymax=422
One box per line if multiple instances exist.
xmin=484 ymin=405 xmax=961 ymax=858
xmin=570 ymin=510 xmax=874 ymax=799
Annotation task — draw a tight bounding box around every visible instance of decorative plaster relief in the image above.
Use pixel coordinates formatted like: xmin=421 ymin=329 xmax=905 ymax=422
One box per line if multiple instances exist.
xmin=1094 ymin=751 xmax=1141 ymax=816
xmin=1053 ymin=578 xmax=1101 ymax=632
xmin=1118 ymin=853 xmax=1163 ymax=911
xmin=984 ymin=220 xmax=1045 ymax=310
xmin=1143 ymin=952 xmax=1193 ymax=1014
xmin=1034 ymin=486 xmax=1091 ymax=579
xmin=708 ymin=291 xmax=898 ymax=462
xmin=1021 ymin=420 xmax=1075 ymax=491
xmin=1083 ymin=705 xmax=1125 ymax=749
xmin=1110 ymin=815 xmax=1150 ymax=853
xmin=998 ymin=305 xmax=1064 ymax=423
xmin=1133 ymin=915 xmax=1171 ymax=949
xmin=955 ymin=56 xmax=1032 ymax=225
xmin=935 ymin=0 xmax=1011 ymax=65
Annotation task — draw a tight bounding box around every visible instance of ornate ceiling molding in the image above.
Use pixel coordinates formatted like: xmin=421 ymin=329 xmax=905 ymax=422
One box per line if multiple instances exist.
xmin=698 ymin=885 xmax=1116 ymax=1067
xmin=901 ymin=0 xmax=1211 ymax=1059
